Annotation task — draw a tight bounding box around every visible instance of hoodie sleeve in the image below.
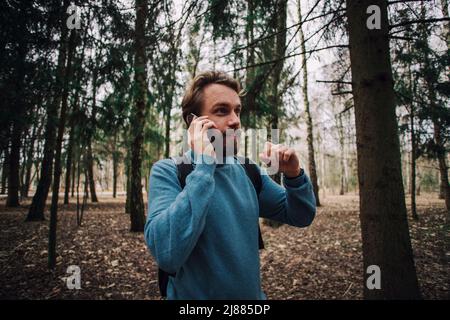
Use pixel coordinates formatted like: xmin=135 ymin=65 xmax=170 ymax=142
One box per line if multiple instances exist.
xmin=258 ymin=168 xmax=316 ymax=227
xmin=144 ymin=156 xmax=216 ymax=274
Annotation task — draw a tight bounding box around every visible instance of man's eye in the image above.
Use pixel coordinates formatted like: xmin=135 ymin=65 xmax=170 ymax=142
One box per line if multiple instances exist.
xmin=217 ymin=108 xmax=227 ymax=114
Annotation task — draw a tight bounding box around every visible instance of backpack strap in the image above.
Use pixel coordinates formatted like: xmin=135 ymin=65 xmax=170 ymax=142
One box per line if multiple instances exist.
xmin=173 ymin=154 xmax=194 ymax=189
xmin=238 ymin=157 xmax=264 ymax=250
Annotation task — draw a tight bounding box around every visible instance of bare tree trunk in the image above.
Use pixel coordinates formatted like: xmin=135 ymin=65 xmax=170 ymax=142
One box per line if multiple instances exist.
xmin=1 ymin=144 xmax=9 ymax=195
xmin=270 ymin=0 xmax=287 ymax=186
xmin=64 ymin=94 xmax=80 ymax=204
xmin=346 ymin=0 xmax=421 ymax=299
xmin=112 ymin=132 xmax=118 ymax=198
xmin=7 ymin=15 xmax=28 ymax=207
xmin=86 ymin=68 xmax=99 ymax=203
xmin=64 ymin=126 xmax=74 ymax=204
xmin=129 ymin=0 xmax=148 ymax=232
xmin=336 ymin=114 xmax=346 ymax=195
xmin=410 ymin=104 xmax=418 ymax=220
xmin=435 ymin=125 xmax=450 ymax=211
xmin=22 ymin=120 xmax=41 ymax=198
xmin=125 ymin=159 xmax=131 ymax=214
xmin=86 ymin=141 xmax=98 ymax=202
xmin=71 ymin=156 xmax=76 ymax=198
xmin=48 ymin=27 xmax=75 ymax=269
xmin=298 ymin=0 xmax=320 ymax=206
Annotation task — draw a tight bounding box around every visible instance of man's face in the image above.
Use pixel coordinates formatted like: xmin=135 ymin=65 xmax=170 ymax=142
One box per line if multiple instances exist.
xmin=199 ymin=83 xmax=241 ymax=155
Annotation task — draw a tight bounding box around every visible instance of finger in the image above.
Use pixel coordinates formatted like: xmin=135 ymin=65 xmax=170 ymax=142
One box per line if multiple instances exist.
xmin=265 ymin=141 xmax=273 ymax=157
xmin=192 ymin=115 xmax=208 ymax=122
xmin=201 ymin=122 xmax=218 ymax=133
xmin=259 ymin=153 xmax=271 ymax=165
xmin=277 ymin=146 xmax=288 ymax=160
xmin=269 ymin=144 xmax=282 ymax=160
xmin=194 ymin=119 xmax=212 ymax=132
xmin=283 ymin=148 xmax=294 ymax=162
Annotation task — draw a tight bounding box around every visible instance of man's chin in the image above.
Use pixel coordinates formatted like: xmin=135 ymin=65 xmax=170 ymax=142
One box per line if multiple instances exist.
xmin=217 ymin=138 xmax=239 ymax=158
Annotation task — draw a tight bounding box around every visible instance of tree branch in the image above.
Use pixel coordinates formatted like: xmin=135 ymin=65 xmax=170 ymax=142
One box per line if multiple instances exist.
xmin=316 ymin=80 xmax=353 ymax=84
xmin=332 ymin=91 xmax=353 ymax=96
xmin=219 ymin=7 xmax=346 ymax=59
xmin=228 ymin=45 xmax=349 ymax=72
xmin=390 ymin=17 xmax=450 ymax=29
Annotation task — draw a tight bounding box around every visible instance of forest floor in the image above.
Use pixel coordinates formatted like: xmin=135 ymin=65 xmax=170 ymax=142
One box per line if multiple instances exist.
xmin=0 ymin=193 xmax=448 ymax=300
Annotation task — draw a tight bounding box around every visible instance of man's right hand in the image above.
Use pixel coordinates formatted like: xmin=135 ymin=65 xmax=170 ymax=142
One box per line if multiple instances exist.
xmin=188 ymin=115 xmax=218 ymax=158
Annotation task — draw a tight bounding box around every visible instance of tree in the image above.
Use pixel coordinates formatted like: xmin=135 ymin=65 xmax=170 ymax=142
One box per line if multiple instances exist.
xmin=129 ymin=0 xmax=149 ymax=232
xmin=48 ymin=26 xmax=76 ymax=269
xmin=346 ymin=0 xmax=421 ymax=299
xmin=298 ymin=0 xmax=321 ymax=206
xmin=27 ymin=2 xmax=69 ymax=221
xmin=5 ymin=1 xmax=31 ymax=207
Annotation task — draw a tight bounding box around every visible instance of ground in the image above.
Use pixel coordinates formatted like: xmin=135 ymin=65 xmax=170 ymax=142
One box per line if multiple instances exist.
xmin=0 ymin=193 xmax=448 ymax=300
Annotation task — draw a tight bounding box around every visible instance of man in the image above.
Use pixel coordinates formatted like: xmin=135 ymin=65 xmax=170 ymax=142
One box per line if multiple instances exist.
xmin=145 ymin=71 xmax=316 ymax=299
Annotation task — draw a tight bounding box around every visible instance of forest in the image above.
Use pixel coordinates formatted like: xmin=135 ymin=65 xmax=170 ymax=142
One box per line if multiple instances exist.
xmin=0 ymin=0 xmax=448 ymax=300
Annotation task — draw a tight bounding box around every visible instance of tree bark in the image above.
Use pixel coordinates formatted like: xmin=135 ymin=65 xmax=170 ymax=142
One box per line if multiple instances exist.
xmin=129 ymin=0 xmax=148 ymax=232
xmin=48 ymin=26 xmax=75 ymax=269
xmin=64 ymin=124 xmax=75 ymax=204
xmin=86 ymin=68 xmax=99 ymax=203
xmin=7 ymin=14 xmax=28 ymax=207
xmin=337 ymin=114 xmax=346 ymax=195
xmin=410 ymin=104 xmax=418 ymax=220
xmin=22 ymin=120 xmax=41 ymax=198
xmin=64 ymin=93 xmax=80 ymax=204
xmin=346 ymin=0 xmax=421 ymax=299
xmin=269 ymin=0 xmax=287 ymax=186
xmin=112 ymin=132 xmax=118 ymax=198
xmin=86 ymin=141 xmax=98 ymax=202
xmin=298 ymin=0 xmax=321 ymax=206
xmin=1 ymin=144 xmax=9 ymax=195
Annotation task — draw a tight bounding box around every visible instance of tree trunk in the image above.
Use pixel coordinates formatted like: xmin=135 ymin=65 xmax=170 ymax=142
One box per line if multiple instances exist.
xmin=7 ymin=18 xmax=28 ymax=207
xmin=86 ymin=142 xmax=98 ymax=202
xmin=125 ymin=158 xmax=131 ymax=214
xmin=164 ymin=91 xmax=173 ymax=159
xmin=129 ymin=0 xmax=148 ymax=232
xmin=86 ymin=68 xmax=99 ymax=203
xmin=64 ymin=94 xmax=80 ymax=204
xmin=26 ymin=6 xmax=69 ymax=221
xmin=346 ymin=0 xmax=421 ymax=299
xmin=410 ymin=105 xmax=418 ymax=220
xmin=298 ymin=0 xmax=321 ymax=206
xmin=22 ymin=120 xmax=41 ymax=198
xmin=71 ymin=156 xmax=76 ymax=198
xmin=337 ymin=114 xmax=346 ymax=195
xmin=435 ymin=125 xmax=450 ymax=211
xmin=48 ymin=27 xmax=75 ymax=269
xmin=270 ymin=0 xmax=287 ymax=186
xmin=1 ymin=144 xmax=9 ymax=195
xmin=64 ymin=126 xmax=74 ymax=204
xmin=112 ymin=132 xmax=118 ymax=198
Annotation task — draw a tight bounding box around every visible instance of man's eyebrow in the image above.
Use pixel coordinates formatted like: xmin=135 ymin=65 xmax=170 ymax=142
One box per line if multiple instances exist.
xmin=212 ymin=102 xmax=241 ymax=109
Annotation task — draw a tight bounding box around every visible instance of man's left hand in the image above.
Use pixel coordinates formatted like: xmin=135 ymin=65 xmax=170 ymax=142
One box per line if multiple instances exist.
xmin=259 ymin=142 xmax=302 ymax=178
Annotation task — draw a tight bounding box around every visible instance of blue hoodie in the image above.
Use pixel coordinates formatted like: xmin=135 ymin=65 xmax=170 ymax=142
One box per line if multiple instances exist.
xmin=145 ymin=150 xmax=316 ymax=300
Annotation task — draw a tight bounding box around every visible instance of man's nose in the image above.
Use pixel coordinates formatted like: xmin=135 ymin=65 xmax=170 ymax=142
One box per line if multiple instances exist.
xmin=228 ymin=111 xmax=240 ymax=129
